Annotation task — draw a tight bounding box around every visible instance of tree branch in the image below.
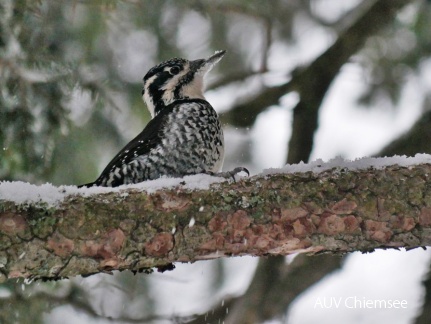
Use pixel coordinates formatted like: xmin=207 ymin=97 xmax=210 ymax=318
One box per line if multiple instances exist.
xmin=1 ymin=159 xmax=431 ymax=281
xmin=414 ymin=263 xmax=431 ymax=324
xmin=377 ymin=106 xmax=431 ymax=158
xmin=223 ymin=253 xmax=341 ymax=324
xmin=220 ymin=0 xmax=412 ymax=138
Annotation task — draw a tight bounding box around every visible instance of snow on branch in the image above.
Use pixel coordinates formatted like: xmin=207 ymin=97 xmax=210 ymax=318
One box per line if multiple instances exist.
xmin=1 ymin=154 xmax=431 ymax=281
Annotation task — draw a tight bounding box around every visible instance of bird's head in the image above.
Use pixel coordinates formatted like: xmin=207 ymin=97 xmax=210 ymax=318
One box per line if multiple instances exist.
xmin=142 ymin=50 xmax=225 ymax=118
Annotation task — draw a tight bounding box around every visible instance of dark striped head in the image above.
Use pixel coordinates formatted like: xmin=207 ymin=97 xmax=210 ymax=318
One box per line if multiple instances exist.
xmin=142 ymin=50 xmax=226 ymax=118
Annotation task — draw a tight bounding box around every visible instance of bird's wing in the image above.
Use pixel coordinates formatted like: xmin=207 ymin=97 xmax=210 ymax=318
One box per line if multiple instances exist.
xmin=91 ymin=105 xmax=174 ymax=186
xmin=83 ymin=99 xmax=209 ymax=187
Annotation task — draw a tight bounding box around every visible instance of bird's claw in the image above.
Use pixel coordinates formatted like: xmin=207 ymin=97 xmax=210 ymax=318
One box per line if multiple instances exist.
xmin=211 ymin=166 xmax=249 ymax=182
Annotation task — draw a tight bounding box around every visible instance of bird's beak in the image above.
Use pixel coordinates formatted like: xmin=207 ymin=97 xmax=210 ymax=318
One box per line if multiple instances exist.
xmin=191 ymin=50 xmax=226 ymax=75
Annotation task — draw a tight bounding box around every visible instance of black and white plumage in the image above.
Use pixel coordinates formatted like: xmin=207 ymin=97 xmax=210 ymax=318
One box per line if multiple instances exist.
xmin=80 ymin=51 xmax=232 ymax=188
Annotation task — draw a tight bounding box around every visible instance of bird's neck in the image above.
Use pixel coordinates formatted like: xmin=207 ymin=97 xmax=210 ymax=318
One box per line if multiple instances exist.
xmin=148 ymin=92 xmax=207 ymax=118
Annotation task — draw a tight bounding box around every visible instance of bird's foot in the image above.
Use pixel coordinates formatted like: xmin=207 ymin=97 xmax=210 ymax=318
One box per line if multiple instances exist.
xmin=210 ymin=167 xmax=250 ymax=182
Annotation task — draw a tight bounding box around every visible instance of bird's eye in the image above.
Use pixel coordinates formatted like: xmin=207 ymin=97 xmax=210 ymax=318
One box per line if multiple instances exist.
xmin=170 ymin=66 xmax=181 ymax=75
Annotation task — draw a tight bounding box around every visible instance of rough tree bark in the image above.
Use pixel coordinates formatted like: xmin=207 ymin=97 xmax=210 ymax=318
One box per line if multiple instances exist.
xmin=1 ymin=162 xmax=431 ymax=282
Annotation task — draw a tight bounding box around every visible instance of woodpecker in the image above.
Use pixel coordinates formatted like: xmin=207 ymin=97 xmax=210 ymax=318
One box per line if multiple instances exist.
xmin=80 ymin=50 xmax=247 ymax=188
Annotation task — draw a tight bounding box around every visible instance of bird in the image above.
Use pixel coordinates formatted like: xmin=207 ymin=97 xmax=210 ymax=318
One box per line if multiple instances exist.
xmin=80 ymin=50 xmax=248 ymax=188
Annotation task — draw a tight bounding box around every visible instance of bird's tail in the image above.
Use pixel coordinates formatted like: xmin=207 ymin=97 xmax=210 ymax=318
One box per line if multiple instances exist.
xmin=77 ymin=182 xmax=95 ymax=188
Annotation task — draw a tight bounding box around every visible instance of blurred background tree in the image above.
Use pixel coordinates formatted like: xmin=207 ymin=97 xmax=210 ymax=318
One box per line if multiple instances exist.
xmin=1 ymin=0 xmax=431 ymax=323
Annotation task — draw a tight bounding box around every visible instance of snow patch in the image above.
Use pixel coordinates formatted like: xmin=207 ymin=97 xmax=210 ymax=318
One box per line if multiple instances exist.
xmin=2 ymin=155 xmax=431 ymax=207
xmin=263 ymin=154 xmax=431 ymax=175
xmin=188 ymin=217 xmax=196 ymax=228
xmin=0 ymin=174 xmax=225 ymax=207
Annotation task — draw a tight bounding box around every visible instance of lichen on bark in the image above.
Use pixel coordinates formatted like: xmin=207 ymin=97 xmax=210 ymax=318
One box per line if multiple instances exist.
xmin=1 ymin=163 xmax=431 ymax=281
